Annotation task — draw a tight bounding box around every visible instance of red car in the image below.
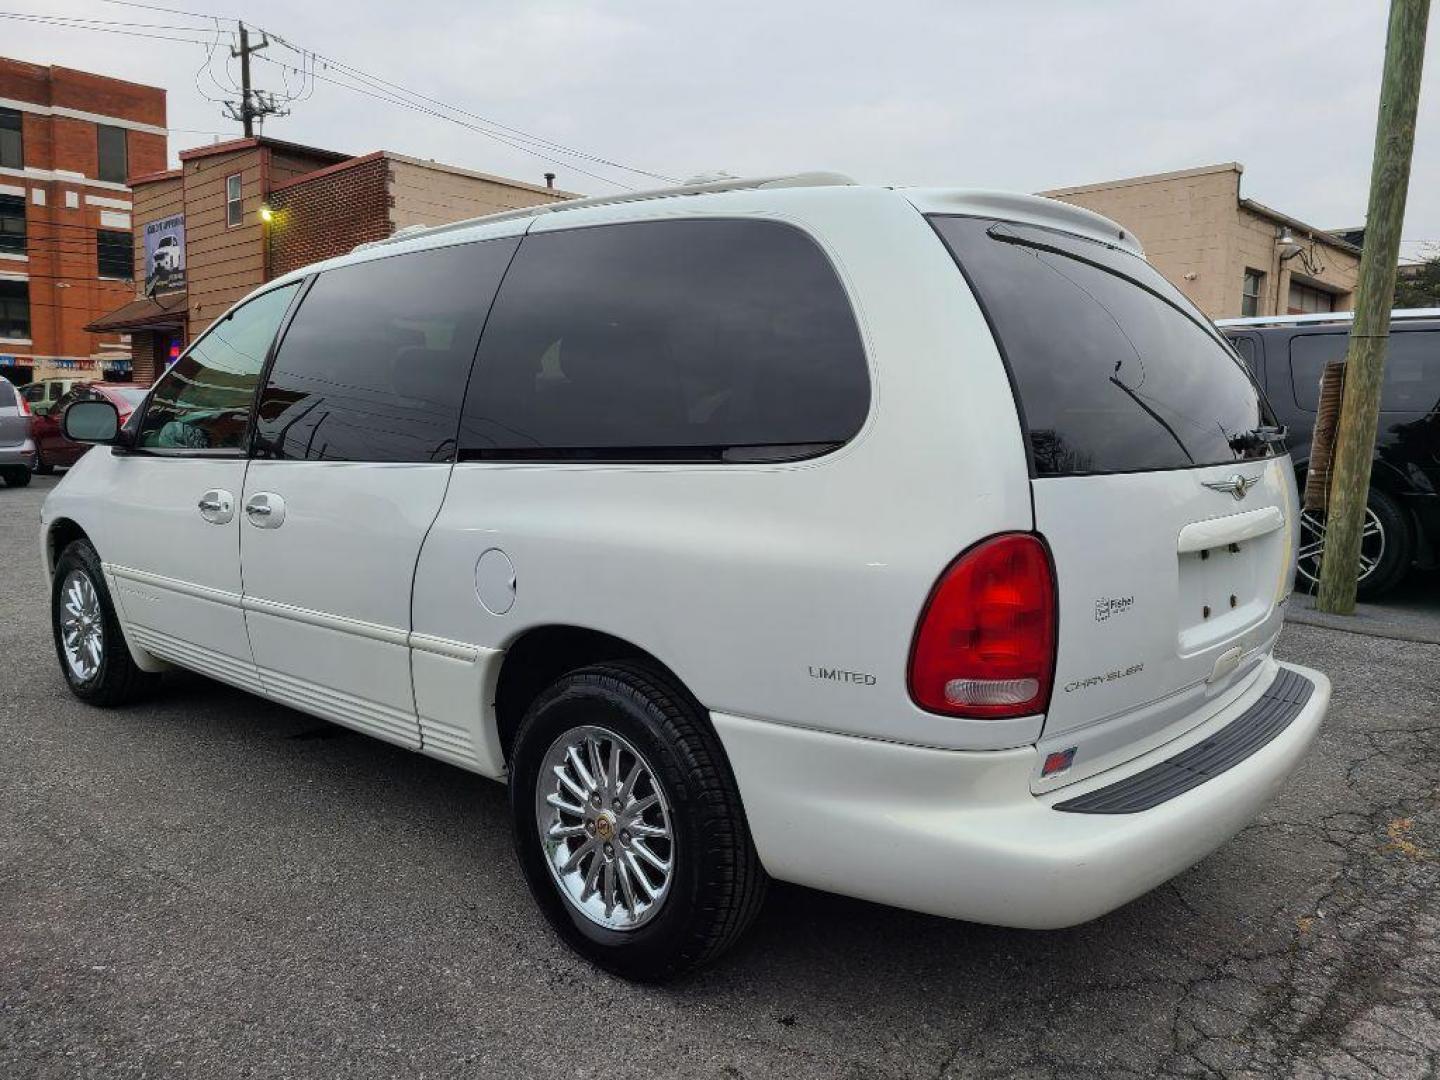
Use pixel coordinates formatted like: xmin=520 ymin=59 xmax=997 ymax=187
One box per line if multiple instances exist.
xmin=33 ymin=382 xmax=149 ymax=472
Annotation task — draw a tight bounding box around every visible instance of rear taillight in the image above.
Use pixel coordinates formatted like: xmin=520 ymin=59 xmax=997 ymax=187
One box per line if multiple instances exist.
xmin=908 ymin=532 xmax=1057 ymax=719
xmin=16 ymin=395 xmax=31 ymax=417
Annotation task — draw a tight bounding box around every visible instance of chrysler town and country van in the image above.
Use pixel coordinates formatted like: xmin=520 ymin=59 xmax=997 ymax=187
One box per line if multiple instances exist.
xmin=42 ymin=174 xmax=1330 ymax=980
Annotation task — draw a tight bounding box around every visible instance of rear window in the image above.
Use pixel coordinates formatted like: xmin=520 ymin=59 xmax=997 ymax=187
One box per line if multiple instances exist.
xmin=931 ymin=216 xmax=1278 ymax=477
xmin=0 ymin=380 xmax=14 ymax=407
xmin=1289 ymin=330 xmax=1438 ymax=412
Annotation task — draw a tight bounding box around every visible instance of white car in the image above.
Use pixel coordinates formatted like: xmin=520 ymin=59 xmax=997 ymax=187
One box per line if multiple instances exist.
xmin=153 ymin=234 xmax=181 ymax=273
xmin=42 ymin=173 xmax=1329 ymax=980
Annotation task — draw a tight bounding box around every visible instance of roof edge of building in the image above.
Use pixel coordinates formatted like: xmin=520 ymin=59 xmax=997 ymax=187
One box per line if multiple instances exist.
xmin=1239 ymin=198 xmax=1363 ymax=255
xmin=0 ymin=57 xmax=167 ymax=97
xmin=178 ymin=136 xmax=350 ymax=165
xmin=268 ymin=150 xmax=389 ymax=194
xmin=45 ymin=63 xmax=168 ymax=97
xmin=129 ymin=167 xmax=182 ymax=186
xmin=1039 ymin=162 xmax=1243 ymax=198
xmin=382 ymin=151 xmax=578 ymax=198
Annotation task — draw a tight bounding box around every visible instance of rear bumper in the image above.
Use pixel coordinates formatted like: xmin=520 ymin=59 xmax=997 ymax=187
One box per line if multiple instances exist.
xmin=712 ymin=658 xmax=1328 ymax=929
xmin=0 ymin=439 xmax=36 ymax=469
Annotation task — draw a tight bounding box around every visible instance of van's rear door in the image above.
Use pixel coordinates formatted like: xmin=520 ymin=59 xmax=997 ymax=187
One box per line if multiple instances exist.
xmin=930 ymin=216 xmax=1297 ymax=789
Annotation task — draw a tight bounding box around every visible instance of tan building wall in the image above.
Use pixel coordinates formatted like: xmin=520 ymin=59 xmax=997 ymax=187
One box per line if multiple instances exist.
xmin=387 ymin=154 xmax=568 ymax=231
xmin=179 ymin=140 xmax=345 ymax=328
xmin=1041 ymin=163 xmax=1361 ymax=319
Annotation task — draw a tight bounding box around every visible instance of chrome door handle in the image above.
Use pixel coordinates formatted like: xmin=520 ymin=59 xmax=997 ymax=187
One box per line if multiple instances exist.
xmin=243 ymin=492 xmax=286 ymax=528
xmin=197 ymin=489 xmax=234 ymax=524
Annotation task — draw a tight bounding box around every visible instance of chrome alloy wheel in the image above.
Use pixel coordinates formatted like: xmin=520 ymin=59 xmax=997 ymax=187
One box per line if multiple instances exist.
xmin=1297 ymin=507 xmax=1385 ymax=589
xmin=59 ymin=569 xmax=105 ymax=682
xmin=535 ymin=725 xmax=674 ymax=931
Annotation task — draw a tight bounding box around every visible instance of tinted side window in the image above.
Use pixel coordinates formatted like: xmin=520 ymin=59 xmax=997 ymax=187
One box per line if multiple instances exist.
xmin=459 ymin=219 xmax=869 ymax=460
xmin=1229 ymin=334 xmax=1256 ymax=369
xmin=254 ymin=238 xmax=519 ymax=463
xmin=1289 ymin=331 xmax=1438 ymax=413
xmin=0 ymin=380 xmax=14 ymax=408
xmin=932 ymin=216 xmax=1276 ymax=476
xmin=139 ymin=283 xmax=300 ymax=451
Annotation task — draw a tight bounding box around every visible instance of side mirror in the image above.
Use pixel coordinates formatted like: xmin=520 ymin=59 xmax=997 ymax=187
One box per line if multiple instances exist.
xmin=63 ymin=400 xmax=121 ymax=444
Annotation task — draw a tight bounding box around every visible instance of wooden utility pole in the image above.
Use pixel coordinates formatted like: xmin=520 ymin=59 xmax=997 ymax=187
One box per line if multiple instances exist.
xmin=226 ymin=22 xmax=271 ymax=137
xmin=1317 ymin=0 xmax=1430 ymax=613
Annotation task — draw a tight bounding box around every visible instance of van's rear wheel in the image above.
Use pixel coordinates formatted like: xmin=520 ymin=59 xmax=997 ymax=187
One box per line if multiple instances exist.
xmin=1296 ymin=487 xmax=1412 ymax=599
xmin=508 ymin=661 xmax=767 ymax=981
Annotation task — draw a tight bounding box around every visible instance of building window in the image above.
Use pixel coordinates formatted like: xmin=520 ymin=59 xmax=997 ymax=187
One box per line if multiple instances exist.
xmin=226 ymin=173 xmax=243 ymax=227
xmin=0 ymin=108 xmax=21 ymax=170
xmin=1241 ymin=269 xmax=1265 ymax=317
xmin=97 ymin=229 xmax=134 ymax=279
xmin=1288 ymin=281 xmax=1335 ymax=315
xmin=0 ymin=280 xmax=29 ymax=340
xmin=0 ymin=194 xmax=24 ymax=255
xmin=97 ymin=124 xmax=128 ymax=184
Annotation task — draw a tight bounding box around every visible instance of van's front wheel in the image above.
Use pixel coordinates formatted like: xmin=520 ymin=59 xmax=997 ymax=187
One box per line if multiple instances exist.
xmin=51 ymin=540 xmax=158 ymax=705
xmin=508 ymin=662 xmax=767 ymax=981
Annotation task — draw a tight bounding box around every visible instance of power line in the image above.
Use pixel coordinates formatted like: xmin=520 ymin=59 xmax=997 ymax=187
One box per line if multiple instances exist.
xmin=29 ymin=2 xmax=678 ymax=190
xmin=251 ymin=54 xmax=633 ymax=190
xmin=0 ymin=11 xmax=217 ymax=45
xmin=270 ymin=41 xmax=675 ymax=183
xmin=98 ymin=0 xmax=675 ymax=185
xmin=99 ymin=0 xmax=230 ymax=18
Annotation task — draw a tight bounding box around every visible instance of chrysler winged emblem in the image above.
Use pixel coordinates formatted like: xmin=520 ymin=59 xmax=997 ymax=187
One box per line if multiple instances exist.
xmin=1203 ymin=472 xmax=1262 ymax=501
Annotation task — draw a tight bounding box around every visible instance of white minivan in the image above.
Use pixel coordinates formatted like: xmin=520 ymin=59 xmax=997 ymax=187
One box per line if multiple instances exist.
xmin=43 ymin=174 xmax=1329 ymax=980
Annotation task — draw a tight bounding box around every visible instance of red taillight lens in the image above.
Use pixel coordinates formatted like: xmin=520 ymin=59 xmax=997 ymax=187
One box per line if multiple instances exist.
xmin=16 ymin=395 xmax=31 ymax=417
xmin=908 ymin=532 xmax=1057 ymax=719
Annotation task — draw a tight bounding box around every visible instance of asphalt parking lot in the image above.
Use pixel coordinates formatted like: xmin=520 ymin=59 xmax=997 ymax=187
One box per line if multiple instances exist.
xmin=3 ymin=473 xmax=1438 ymax=1079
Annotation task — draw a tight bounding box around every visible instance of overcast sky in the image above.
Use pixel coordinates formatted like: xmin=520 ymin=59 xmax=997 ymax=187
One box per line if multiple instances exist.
xmin=9 ymin=1 xmax=1439 ymax=253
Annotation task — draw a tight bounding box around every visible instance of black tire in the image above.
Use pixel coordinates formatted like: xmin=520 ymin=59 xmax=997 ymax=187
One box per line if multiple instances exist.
xmin=35 ymin=454 xmax=54 ymax=475
xmin=509 ymin=661 xmax=767 ymax=981
xmin=51 ymin=539 xmax=158 ymax=706
xmin=2 ymin=466 xmax=31 ymax=487
xmin=1296 ymin=486 xmax=1413 ymax=599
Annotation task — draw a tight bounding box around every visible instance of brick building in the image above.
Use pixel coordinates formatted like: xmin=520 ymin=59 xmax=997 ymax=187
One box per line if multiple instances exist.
xmin=1042 ymin=163 xmax=1361 ymax=319
xmin=90 ymin=140 xmax=571 ymax=384
xmin=0 ymin=56 xmax=166 ymax=385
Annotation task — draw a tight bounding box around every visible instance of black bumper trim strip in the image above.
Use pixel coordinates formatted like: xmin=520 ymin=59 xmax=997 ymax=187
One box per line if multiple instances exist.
xmin=1054 ymin=667 xmax=1315 ymax=815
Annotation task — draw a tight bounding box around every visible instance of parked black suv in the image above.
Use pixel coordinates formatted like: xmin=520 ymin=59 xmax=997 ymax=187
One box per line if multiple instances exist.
xmin=1219 ymin=311 xmax=1440 ymax=598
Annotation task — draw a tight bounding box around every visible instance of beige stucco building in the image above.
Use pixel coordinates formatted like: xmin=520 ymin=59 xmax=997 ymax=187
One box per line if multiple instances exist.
xmin=1042 ymin=163 xmax=1361 ymax=319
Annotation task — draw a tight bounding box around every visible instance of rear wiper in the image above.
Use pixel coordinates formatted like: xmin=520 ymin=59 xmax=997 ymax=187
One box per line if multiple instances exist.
xmin=1227 ymin=424 xmax=1288 ymax=454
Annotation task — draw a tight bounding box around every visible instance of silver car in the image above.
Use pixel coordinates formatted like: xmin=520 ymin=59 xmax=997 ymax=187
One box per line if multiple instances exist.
xmin=0 ymin=375 xmax=36 ymax=487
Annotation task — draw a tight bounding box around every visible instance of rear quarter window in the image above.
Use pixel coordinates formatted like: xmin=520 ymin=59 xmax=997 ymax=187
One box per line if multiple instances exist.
xmin=458 ymin=218 xmax=869 ymax=462
xmin=931 ymin=216 xmax=1278 ymax=476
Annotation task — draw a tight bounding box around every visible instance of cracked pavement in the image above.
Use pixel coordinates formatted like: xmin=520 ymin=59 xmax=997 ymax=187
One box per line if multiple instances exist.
xmin=3 ymin=475 xmax=1438 ymax=1079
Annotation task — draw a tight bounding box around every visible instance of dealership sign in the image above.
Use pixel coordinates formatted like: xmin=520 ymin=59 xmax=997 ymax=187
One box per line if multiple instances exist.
xmin=143 ymin=214 xmax=186 ymax=293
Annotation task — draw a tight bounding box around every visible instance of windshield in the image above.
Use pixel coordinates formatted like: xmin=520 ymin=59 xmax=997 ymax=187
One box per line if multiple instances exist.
xmin=931 ymin=216 xmax=1281 ymax=477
